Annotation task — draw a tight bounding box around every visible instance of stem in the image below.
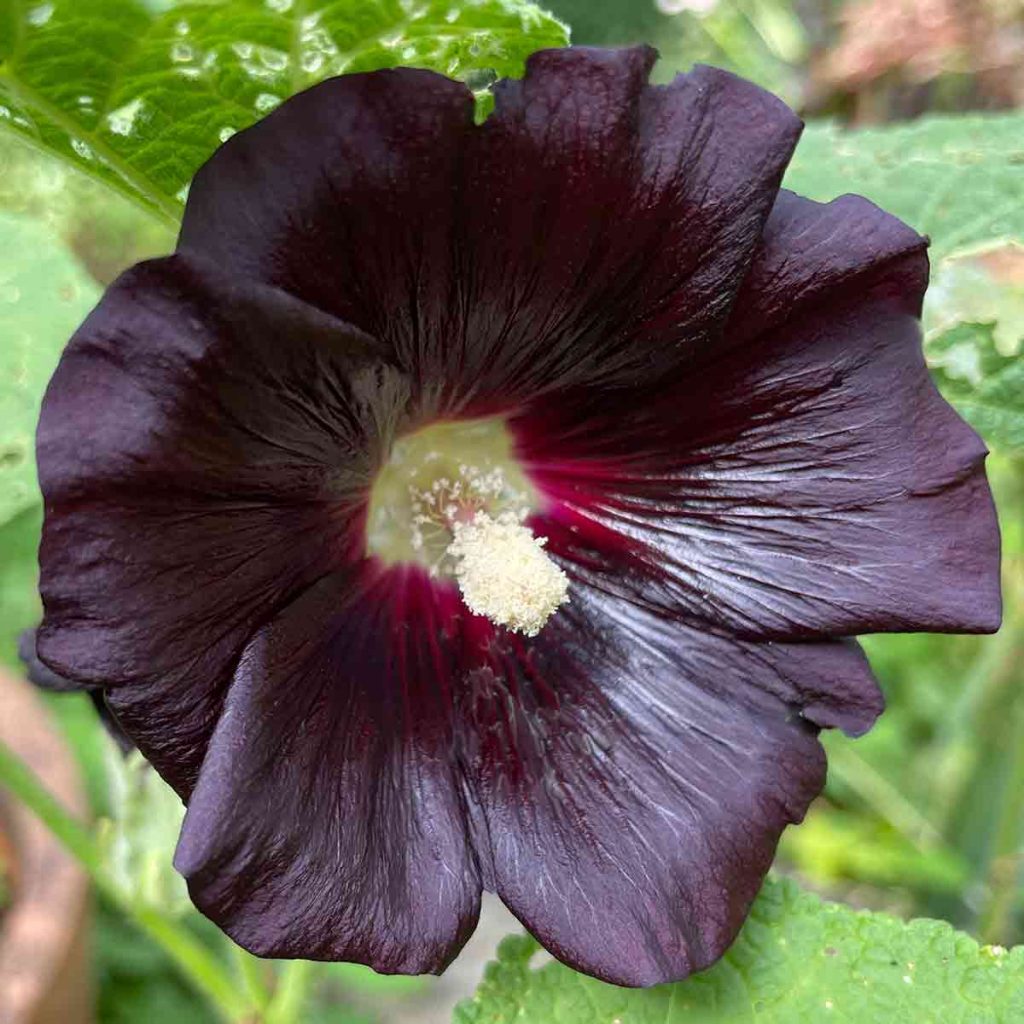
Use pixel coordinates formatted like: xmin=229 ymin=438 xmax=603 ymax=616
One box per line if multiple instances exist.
xmin=130 ymin=909 xmax=253 ymax=1023
xmin=0 ymin=740 xmax=251 ymax=1023
xmin=738 ymin=0 xmax=806 ymax=63
xmin=265 ymin=960 xmax=315 ymax=1024
xmin=689 ymin=10 xmax=758 ymax=77
xmin=826 ymin=740 xmax=947 ymax=851
xmin=975 ymin=649 xmax=1024 ymax=943
xmin=977 ymin=705 xmax=1024 ymax=943
xmin=232 ymin=942 xmax=272 ymax=1014
xmin=930 ymin=619 xmax=1021 ymax=832
xmin=0 ymin=736 xmax=101 ymax=870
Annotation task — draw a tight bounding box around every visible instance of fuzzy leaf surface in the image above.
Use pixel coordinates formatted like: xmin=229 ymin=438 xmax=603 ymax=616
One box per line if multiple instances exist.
xmin=929 ymin=323 xmax=1024 ymax=456
xmin=457 ymin=879 xmax=1024 ymax=1024
xmin=787 ymin=114 xmax=1024 ymax=260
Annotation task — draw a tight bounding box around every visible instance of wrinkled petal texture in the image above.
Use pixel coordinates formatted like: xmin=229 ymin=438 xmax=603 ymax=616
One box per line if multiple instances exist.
xmin=174 ymin=565 xmax=877 ymax=983
xmin=36 ymin=46 xmax=1000 ymax=987
xmin=37 ymin=254 xmax=408 ymax=795
xmin=174 ymin=571 xmax=482 ymax=973
xmin=520 ymin=190 xmax=1001 ymax=639
xmin=459 ymin=596 xmax=879 ymax=984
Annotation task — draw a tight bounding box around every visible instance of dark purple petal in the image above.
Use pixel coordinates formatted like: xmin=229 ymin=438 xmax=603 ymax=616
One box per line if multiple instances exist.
xmin=175 ymin=568 xmax=481 ymax=972
xmin=460 ymin=590 xmax=878 ymax=985
xmin=29 ymin=45 xmax=1001 ymax=987
xmin=447 ymin=48 xmax=801 ymax=405
xmin=18 ymin=627 xmax=80 ymax=693
xmin=731 ymin=189 xmax=929 ymax=340
xmin=521 ymin=193 xmax=1001 ymax=639
xmin=18 ymin=629 xmax=136 ymax=753
xmin=36 ymin=254 xmax=406 ymax=795
xmin=177 ymin=67 xmax=474 ymax=394
xmin=179 ymin=48 xmax=800 ymax=409
xmin=88 ymin=692 xmax=136 ymax=755
xmin=173 ymin=559 xmax=876 ymax=983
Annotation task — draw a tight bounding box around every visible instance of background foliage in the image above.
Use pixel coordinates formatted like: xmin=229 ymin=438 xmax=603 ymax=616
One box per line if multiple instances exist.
xmin=0 ymin=0 xmax=1022 ymax=1021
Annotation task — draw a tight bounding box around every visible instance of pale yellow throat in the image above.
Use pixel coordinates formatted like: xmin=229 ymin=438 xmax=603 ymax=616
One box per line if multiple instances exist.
xmin=366 ymin=418 xmax=569 ymax=635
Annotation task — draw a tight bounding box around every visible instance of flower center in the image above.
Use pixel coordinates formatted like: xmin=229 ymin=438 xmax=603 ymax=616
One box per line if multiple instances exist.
xmin=366 ymin=418 xmax=569 ymax=635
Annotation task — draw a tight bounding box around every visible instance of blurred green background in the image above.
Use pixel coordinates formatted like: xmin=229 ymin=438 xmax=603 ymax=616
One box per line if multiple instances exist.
xmin=1 ymin=0 xmax=1023 ymax=1020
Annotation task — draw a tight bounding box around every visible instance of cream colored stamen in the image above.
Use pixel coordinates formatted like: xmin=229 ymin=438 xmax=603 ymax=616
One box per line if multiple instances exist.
xmin=448 ymin=512 xmax=569 ymax=636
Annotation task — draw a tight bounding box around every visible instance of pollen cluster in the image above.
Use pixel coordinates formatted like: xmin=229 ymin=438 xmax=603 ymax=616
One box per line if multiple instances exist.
xmin=449 ymin=513 xmax=569 ymax=636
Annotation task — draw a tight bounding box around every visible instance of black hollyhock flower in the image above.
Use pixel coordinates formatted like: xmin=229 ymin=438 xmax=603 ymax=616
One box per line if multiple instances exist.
xmin=34 ymin=47 xmax=1000 ymax=986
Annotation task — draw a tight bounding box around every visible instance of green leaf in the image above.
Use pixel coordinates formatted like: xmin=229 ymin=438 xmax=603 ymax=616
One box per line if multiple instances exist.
xmin=0 ymin=132 xmax=175 ymax=285
xmin=456 ymin=879 xmax=1024 ymax=1024
xmin=785 ymin=113 xmax=1024 ymax=260
xmin=0 ymin=503 xmax=41 ymax=668
xmin=929 ymin=323 xmax=1024 ymax=456
xmin=925 ymin=245 xmax=1024 ymax=356
xmin=0 ymin=209 xmax=100 ymax=529
xmin=0 ymin=0 xmax=568 ymax=225
xmin=922 ymin=245 xmax=1024 ymax=454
